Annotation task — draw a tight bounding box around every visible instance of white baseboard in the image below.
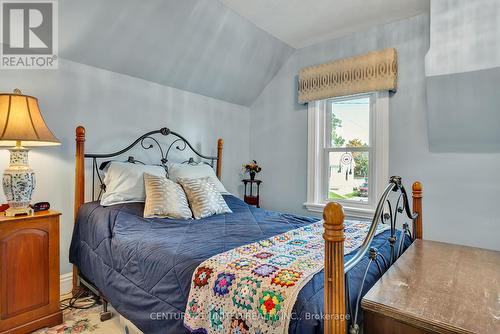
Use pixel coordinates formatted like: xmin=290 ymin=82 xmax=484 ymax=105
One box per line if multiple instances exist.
xmin=60 ymin=272 xmax=73 ymax=295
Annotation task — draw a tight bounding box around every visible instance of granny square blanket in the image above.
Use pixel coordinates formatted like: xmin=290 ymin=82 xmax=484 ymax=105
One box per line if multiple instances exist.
xmin=184 ymin=220 xmax=389 ymax=334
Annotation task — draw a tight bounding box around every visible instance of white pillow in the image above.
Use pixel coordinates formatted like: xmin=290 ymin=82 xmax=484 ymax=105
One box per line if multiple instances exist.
xmin=167 ymin=163 xmax=228 ymax=194
xmin=143 ymin=174 xmax=193 ymax=219
xmin=100 ymin=162 xmax=167 ymax=206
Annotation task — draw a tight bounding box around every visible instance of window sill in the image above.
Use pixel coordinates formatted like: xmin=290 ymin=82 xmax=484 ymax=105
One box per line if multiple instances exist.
xmin=303 ymin=202 xmax=375 ymax=220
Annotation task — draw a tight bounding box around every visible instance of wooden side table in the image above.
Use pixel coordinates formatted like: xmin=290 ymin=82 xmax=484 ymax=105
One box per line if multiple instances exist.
xmin=0 ymin=211 xmax=63 ymax=333
xmin=362 ymin=240 xmax=500 ymax=334
xmin=242 ymin=179 xmax=262 ymax=208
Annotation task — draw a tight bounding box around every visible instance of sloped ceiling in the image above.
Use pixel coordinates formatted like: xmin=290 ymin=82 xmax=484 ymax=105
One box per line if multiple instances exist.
xmin=220 ymin=0 xmax=430 ymax=48
xmin=59 ymin=0 xmax=293 ymax=106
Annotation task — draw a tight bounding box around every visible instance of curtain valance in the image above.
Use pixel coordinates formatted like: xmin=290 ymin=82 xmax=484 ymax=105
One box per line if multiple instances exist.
xmin=298 ymin=48 xmax=398 ymax=104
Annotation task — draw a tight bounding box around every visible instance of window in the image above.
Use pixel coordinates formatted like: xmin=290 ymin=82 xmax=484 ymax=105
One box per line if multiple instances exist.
xmin=305 ymin=92 xmax=388 ymax=218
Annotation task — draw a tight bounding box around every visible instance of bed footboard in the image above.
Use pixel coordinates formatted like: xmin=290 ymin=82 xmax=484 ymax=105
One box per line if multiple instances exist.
xmin=323 ymin=202 xmax=347 ymax=333
xmin=323 ymin=177 xmax=423 ymax=333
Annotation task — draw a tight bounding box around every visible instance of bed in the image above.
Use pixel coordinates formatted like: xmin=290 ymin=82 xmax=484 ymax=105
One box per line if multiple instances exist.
xmin=69 ymin=126 xmax=422 ymax=334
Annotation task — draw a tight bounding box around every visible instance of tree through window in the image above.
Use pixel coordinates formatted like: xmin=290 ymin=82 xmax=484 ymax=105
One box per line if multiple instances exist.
xmin=326 ymin=96 xmax=371 ymax=203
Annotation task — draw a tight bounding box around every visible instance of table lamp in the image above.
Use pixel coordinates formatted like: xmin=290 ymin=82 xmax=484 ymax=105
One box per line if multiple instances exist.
xmin=0 ymin=89 xmax=60 ymax=216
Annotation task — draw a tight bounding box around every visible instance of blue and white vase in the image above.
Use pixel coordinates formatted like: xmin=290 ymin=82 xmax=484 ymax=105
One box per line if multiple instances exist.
xmin=2 ymin=147 xmax=35 ymax=209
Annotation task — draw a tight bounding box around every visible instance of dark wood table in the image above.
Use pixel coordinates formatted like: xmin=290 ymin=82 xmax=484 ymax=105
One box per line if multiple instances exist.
xmin=242 ymin=179 xmax=262 ymax=208
xmin=362 ymin=240 xmax=500 ymax=334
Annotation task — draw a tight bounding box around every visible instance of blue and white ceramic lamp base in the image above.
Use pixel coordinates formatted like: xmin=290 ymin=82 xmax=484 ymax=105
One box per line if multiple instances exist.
xmin=2 ymin=146 xmax=34 ymax=216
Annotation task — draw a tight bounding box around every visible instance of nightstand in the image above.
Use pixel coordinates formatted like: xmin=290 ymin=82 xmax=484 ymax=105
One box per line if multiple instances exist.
xmin=242 ymin=179 xmax=262 ymax=208
xmin=0 ymin=211 xmax=63 ymax=333
xmin=362 ymin=240 xmax=500 ymax=334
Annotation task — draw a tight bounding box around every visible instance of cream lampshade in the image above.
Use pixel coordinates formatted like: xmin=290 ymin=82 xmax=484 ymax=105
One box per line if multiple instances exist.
xmin=0 ymin=89 xmax=60 ymax=216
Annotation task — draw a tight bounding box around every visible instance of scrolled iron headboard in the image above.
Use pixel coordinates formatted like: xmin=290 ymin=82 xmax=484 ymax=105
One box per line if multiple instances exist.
xmin=82 ymin=127 xmax=223 ymax=201
xmin=73 ymin=126 xmax=223 ymax=294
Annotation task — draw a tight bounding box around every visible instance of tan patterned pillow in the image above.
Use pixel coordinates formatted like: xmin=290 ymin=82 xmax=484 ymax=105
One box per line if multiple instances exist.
xmin=177 ymin=177 xmax=232 ymax=219
xmin=143 ymin=173 xmax=193 ymax=219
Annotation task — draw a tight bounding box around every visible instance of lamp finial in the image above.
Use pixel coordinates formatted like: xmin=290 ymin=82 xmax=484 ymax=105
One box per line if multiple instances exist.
xmin=13 ymin=88 xmax=22 ymax=95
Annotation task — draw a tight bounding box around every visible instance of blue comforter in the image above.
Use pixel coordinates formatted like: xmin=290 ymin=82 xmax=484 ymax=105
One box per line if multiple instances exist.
xmin=70 ymin=195 xmax=408 ymax=334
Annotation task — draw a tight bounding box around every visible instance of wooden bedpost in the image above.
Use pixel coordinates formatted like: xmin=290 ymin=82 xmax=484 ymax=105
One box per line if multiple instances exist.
xmin=323 ymin=202 xmax=346 ymax=334
xmin=216 ymin=138 xmax=223 ymax=180
xmin=73 ymin=126 xmax=86 ymax=295
xmin=412 ymin=181 xmax=423 ymax=239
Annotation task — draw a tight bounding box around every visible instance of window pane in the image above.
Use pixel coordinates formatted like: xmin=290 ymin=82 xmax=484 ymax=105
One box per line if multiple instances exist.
xmin=330 ymin=97 xmax=370 ymax=148
xmin=327 ymin=151 xmax=369 ymax=203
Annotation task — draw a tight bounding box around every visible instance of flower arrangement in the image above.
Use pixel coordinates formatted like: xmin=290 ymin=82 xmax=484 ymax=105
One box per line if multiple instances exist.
xmin=242 ymin=160 xmax=262 ymax=180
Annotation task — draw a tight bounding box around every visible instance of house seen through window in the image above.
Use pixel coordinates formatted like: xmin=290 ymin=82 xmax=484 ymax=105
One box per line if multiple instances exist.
xmin=326 ymin=96 xmax=371 ymax=204
xmin=306 ymin=91 xmax=387 ymax=216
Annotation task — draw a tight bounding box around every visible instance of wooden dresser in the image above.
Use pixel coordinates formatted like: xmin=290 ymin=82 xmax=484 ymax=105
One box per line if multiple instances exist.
xmin=0 ymin=211 xmax=62 ymax=334
xmin=362 ymin=240 xmax=500 ymax=334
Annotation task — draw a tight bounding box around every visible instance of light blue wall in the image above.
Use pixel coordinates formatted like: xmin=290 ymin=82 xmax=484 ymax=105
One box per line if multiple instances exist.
xmin=426 ymin=67 xmax=500 ymax=152
xmin=425 ymin=0 xmax=500 ymax=76
xmin=425 ymin=0 xmax=500 ymax=152
xmin=249 ymin=14 xmax=500 ymax=251
xmin=0 ymin=60 xmax=250 ymax=275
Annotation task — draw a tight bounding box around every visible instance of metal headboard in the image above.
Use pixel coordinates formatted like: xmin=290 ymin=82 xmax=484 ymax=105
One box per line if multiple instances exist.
xmin=84 ymin=127 xmax=219 ymax=201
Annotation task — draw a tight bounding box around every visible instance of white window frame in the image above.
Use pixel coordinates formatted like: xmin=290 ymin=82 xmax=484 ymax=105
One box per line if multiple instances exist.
xmin=304 ymin=91 xmax=389 ymax=219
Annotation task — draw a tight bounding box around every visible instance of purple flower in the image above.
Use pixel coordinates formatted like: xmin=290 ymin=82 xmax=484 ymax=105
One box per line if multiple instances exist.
xmin=252 ymin=264 xmax=279 ymax=278
xmin=213 ymin=272 xmax=236 ymax=296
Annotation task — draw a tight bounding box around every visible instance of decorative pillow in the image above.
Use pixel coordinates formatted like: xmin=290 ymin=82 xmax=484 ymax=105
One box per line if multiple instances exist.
xmin=177 ymin=177 xmax=232 ymax=219
xmin=167 ymin=162 xmax=229 ymax=194
xmin=100 ymin=162 xmax=166 ymax=206
xmin=143 ymin=174 xmax=192 ymax=219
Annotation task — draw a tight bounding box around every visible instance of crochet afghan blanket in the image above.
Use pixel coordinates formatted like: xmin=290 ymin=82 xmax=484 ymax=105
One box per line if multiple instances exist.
xmin=184 ymin=220 xmax=389 ymax=334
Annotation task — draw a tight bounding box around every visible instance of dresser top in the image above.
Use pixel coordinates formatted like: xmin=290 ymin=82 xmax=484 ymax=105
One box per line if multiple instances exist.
xmin=0 ymin=210 xmax=61 ymax=222
xmin=362 ymin=240 xmax=500 ymax=334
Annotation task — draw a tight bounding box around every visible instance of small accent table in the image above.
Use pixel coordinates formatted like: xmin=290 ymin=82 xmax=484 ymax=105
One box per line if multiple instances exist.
xmin=242 ymin=179 xmax=262 ymax=208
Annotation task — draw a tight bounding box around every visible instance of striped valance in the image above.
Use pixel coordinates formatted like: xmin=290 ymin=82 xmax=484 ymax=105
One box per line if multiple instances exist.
xmin=298 ymin=48 xmax=398 ymax=104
